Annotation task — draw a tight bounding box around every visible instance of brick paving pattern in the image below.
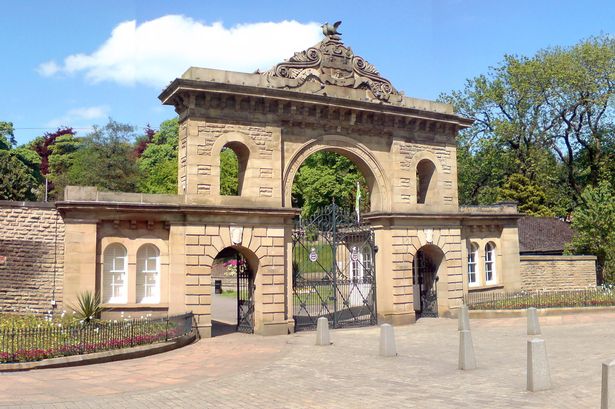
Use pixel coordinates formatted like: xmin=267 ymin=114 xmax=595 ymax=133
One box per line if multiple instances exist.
xmin=2 ymin=312 xmax=614 ymax=408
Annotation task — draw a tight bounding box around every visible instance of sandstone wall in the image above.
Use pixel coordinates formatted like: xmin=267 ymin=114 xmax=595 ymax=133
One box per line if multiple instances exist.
xmin=0 ymin=202 xmax=64 ymax=314
xmin=520 ymin=255 xmax=596 ymax=291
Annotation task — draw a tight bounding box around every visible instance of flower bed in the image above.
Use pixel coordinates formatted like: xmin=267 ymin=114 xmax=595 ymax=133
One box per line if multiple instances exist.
xmin=0 ymin=313 xmax=193 ymax=363
xmin=465 ymin=287 xmax=615 ymax=310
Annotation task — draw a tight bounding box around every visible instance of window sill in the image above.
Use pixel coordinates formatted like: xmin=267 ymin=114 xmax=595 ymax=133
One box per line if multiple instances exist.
xmin=102 ymin=303 xmax=169 ymax=309
xmin=468 ymin=284 xmax=504 ymax=292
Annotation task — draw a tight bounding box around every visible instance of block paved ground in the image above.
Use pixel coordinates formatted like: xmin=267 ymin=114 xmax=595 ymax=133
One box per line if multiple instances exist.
xmin=2 ymin=311 xmax=615 ymax=408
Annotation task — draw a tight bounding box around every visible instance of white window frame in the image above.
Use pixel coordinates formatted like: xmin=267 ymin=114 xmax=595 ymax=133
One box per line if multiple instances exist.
xmin=136 ymin=244 xmax=160 ymax=304
xmin=468 ymin=243 xmax=479 ymax=287
xmin=484 ymin=242 xmax=496 ymax=285
xmin=103 ymin=244 xmax=128 ymax=304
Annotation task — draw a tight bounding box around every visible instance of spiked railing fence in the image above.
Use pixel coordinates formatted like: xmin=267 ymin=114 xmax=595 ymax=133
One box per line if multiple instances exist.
xmin=464 ymin=288 xmax=615 ymax=310
xmin=0 ymin=312 xmax=194 ymax=363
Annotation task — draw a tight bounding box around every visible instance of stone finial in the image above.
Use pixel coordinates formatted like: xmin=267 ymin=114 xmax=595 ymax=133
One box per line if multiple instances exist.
xmin=321 ymin=21 xmax=342 ymax=37
xmin=527 ymin=338 xmax=551 ymax=392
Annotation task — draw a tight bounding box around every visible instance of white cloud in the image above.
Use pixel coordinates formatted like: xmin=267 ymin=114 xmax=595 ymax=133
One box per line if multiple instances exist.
xmin=46 ymin=106 xmax=108 ymax=129
xmin=38 ymin=16 xmax=322 ymax=88
xmin=37 ymin=61 xmax=60 ymax=77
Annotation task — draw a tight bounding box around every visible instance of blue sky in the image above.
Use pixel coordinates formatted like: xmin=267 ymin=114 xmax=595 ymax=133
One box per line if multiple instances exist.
xmin=2 ymin=0 xmax=614 ymax=146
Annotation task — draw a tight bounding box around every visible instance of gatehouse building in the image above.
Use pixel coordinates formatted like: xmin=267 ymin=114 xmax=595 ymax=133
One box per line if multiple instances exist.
xmin=0 ymin=25 xmax=596 ymax=337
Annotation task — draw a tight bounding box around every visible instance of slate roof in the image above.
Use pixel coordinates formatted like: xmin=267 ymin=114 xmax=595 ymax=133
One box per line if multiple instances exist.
xmin=518 ymin=216 xmax=574 ymax=255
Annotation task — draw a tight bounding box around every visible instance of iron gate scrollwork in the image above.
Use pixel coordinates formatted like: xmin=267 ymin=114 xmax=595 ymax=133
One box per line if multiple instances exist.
xmin=292 ymin=203 xmax=377 ymax=331
xmin=236 ymin=253 xmax=254 ymax=334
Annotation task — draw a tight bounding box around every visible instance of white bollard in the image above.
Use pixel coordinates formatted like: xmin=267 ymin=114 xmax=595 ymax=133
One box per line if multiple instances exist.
xmin=379 ymin=324 xmax=397 ymax=357
xmin=527 ymin=307 xmax=541 ymax=336
xmin=458 ymin=329 xmax=477 ymax=370
xmin=601 ymin=359 xmax=615 ymax=408
xmin=315 ymin=317 xmax=331 ymax=346
xmin=527 ymin=338 xmax=551 ymax=392
xmin=458 ymin=304 xmax=470 ymax=331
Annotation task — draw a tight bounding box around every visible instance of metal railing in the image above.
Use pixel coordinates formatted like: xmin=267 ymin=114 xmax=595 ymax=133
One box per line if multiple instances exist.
xmin=464 ymin=288 xmax=615 ymax=310
xmin=0 ymin=312 xmax=194 ymax=363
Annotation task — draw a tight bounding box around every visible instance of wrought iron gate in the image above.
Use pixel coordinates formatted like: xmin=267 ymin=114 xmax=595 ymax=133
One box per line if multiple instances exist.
xmin=236 ymin=253 xmax=254 ymax=333
xmin=292 ymin=203 xmax=377 ymax=331
xmin=414 ymin=249 xmax=438 ymax=318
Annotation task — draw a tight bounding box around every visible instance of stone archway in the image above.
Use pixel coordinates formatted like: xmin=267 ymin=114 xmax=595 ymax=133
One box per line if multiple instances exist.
xmin=211 ymin=246 xmax=259 ymax=335
xmin=413 ymin=244 xmax=446 ymax=318
xmin=282 ymin=135 xmax=391 ymax=212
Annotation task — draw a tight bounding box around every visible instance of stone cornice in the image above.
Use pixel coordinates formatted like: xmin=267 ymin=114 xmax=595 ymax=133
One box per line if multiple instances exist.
xmin=159 ymin=79 xmax=474 ymax=134
xmin=55 ymin=201 xmax=300 ymax=219
xmin=364 ymin=212 xmax=522 ymax=223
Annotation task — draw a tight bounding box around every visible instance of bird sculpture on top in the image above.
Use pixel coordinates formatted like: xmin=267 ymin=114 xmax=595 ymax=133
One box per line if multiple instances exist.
xmin=321 ymin=21 xmax=342 ymax=37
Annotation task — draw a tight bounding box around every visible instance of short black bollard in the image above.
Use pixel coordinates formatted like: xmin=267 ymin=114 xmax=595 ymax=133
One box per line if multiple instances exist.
xmin=215 ymin=280 xmax=222 ymax=294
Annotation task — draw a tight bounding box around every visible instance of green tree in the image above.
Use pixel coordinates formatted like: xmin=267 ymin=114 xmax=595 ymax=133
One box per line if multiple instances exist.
xmin=0 ymin=150 xmax=39 ymax=200
xmin=567 ymin=180 xmax=615 ymax=284
xmin=219 ymin=147 xmax=238 ymax=195
xmin=137 ymin=118 xmax=179 ymax=194
xmin=0 ymin=121 xmax=15 ymax=150
xmin=292 ymin=151 xmax=368 ymax=217
xmin=66 ymin=119 xmax=140 ymax=193
xmin=441 ymin=35 xmax=615 ymax=212
xmin=498 ymin=173 xmax=554 ymax=216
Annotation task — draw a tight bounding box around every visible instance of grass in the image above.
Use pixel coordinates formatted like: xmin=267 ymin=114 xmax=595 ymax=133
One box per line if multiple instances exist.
xmin=293 ymin=243 xmax=334 ymax=275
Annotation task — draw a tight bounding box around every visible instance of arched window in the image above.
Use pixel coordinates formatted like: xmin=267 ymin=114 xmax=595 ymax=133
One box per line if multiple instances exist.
xmin=485 ymin=242 xmax=496 ymax=284
xmin=220 ymin=142 xmax=249 ymax=196
xmin=137 ymin=244 xmax=160 ymax=303
xmin=416 ymin=159 xmax=436 ymax=204
xmin=468 ymin=242 xmax=479 ymax=286
xmin=103 ymin=244 xmax=127 ymax=303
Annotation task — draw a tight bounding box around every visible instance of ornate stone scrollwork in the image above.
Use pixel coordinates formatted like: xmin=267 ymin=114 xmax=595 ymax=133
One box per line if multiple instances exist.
xmin=264 ymin=30 xmax=399 ymax=102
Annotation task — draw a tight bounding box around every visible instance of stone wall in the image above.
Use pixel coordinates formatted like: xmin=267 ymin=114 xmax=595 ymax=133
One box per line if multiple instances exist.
xmin=385 ymin=224 xmax=463 ymax=320
xmin=182 ymin=223 xmax=288 ymax=336
xmin=520 ymin=255 xmax=596 ymax=291
xmin=0 ymin=202 xmax=64 ymax=314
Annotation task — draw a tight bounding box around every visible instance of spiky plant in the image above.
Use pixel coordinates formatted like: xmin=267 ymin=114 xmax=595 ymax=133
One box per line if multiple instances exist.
xmin=71 ymin=291 xmax=103 ymax=324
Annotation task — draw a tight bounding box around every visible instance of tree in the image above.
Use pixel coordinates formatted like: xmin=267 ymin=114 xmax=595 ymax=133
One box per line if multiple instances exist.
xmin=66 ymin=119 xmax=140 ymax=194
xmin=292 ymin=151 xmax=369 ymax=217
xmin=568 ymin=180 xmax=615 ymax=284
xmin=0 ymin=121 xmax=15 ymax=150
xmin=0 ymin=150 xmax=39 ymax=200
xmin=497 ymin=173 xmax=554 ymax=216
xmin=441 ymin=35 xmax=615 ymax=213
xmin=219 ymin=147 xmax=238 ymax=195
xmin=137 ymin=118 xmax=178 ymax=194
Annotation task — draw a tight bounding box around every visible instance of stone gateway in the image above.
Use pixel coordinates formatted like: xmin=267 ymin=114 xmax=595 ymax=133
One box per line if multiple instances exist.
xmin=1 ymin=24 xmax=550 ymax=337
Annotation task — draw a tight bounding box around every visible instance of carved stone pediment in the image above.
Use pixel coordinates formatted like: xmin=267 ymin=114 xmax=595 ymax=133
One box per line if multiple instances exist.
xmin=263 ymin=32 xmax=399 ymax=102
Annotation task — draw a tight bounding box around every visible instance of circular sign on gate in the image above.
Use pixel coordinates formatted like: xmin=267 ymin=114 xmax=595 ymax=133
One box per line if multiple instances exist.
xmin=351 ymin=246 xmax=359 ymax=262
xmin=309 ymin=247 xmax=318 ymax=262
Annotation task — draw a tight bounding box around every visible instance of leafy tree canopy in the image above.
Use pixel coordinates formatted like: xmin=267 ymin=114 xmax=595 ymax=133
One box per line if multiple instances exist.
xmin=567 ymin=180 xmax=615 ymax=284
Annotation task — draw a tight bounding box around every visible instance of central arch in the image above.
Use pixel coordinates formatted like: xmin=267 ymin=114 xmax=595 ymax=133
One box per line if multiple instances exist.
xmin=283 ymin=135 xmax=391 ymax=212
